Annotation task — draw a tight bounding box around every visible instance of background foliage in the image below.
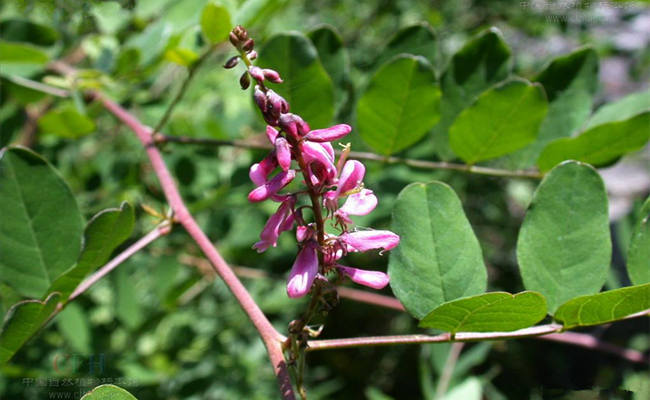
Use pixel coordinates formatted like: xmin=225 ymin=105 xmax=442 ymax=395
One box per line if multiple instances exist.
xmin=1 ymin=0 xmax=649 ymax=399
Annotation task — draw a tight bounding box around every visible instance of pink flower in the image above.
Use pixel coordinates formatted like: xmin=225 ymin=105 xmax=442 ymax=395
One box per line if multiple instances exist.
xmin=335 ymin=189 xmax=377 ymax=223
xmin=340 ymin=230 xmax=400 ymax=253
xmin=249 ymin=66 xmax=265 ymax=83
xmin=248 ymin=170 xmax=296 ymax=202
xmin=279 ymin=113 xmax=310 ymax=139
xmin=301 ymin=142 xmax=337 ymax=185
xmin=287 ymin=243 xmax=319 ymax=298
xmin=266 ymin=125 xmax=279 ymax=143
xmin=263 ymin=68 xmax=283 ymax=83
xmin=254 ymin=86 xmax=267 ymax=112
xmin=305 ymin=124 xmax=351 ymax=142
xmin=267 ymin=90 xmax=289 ymax=118
xmin=274 ymin=137 xmax=292 ymax=171
xmin=249 ymin=152 xmax=278 ymax=186
xmin=335 ymin=160 xmax=365 ymax=196
xmin=336 ymin=265 xmax=389 ymax=290
xmin=253 ymin=198 xmax=295 ymax=252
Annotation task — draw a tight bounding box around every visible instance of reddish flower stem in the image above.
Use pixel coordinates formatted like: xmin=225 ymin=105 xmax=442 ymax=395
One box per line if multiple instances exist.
xmin=94 ymin=92 xmax=295 ymax=400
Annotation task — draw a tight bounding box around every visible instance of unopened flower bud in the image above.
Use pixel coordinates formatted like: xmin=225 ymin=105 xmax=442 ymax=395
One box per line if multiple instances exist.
xmin=267 ymin=90 xmax=289 ymax=117
xmin=254 ymin=86 xmax=267 ymax=112
xmin=279 ymin=113 xmax=298 ymax=138
xmin=239 ymin=72 xmax=250 ymax=90
xmin=229 ymin=32 xmax=240 ymax=47
xmin=262 ymin=68 xmax=283 ymax=83
xmin=249 ymin=66 xmax=265 ymax=83
xmin=247 ymin=50 xmax=258 ymax=60
xmin=233 ymin=25 xmax=248 ymax=41
xmin=242 ymin=38 xmax=255 ymax=52
xmin=224 ymin=56 xmax=239 ymax=69
xmin=266 ymin=125 xmax=279 ymax=143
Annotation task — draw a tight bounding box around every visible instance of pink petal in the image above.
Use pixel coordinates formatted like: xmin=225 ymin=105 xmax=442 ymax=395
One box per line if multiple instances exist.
xmin=336 ymin=160 xmax=365 ymax=196
xmin=287 ymin=244 xmax=319 ymax=298
xmin=275 ymin=137 xmax=292 ymax=171
xmin=267 ymin=90 xmax=289 ymax=117
xmin=279 ymin=113 xmax=298 ymax=138
xmin=249 ymin=152 xmax=278 ymax=186
xmin=266 ymin=125 xmax=279 ymax=143
xmin=263 ymin=68 xmax=283 ymax=83
xmin=337 ymin=265 xmax=389 ymax=290
xmin=254 ymin=86 xmax=267 ymax=113
xmin=301 ymin=142 xmax=337 ymax=182
xmin=305 ymin=124 xmax=351 ymax=142
xmin=341 ymin=230 xmax=400 ymax=252
xmin=249 ymin=66 xmax=265 ymax=82
xmin=253 ymin=199 xmax=295 ymax=253
xmin=339 ymin=189 xmax=377 ymax=216
xmin=248 ymin=170 xmax=296 ymax=202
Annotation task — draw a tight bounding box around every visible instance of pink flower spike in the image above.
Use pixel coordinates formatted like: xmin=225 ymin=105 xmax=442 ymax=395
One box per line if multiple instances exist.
xmin=341 ymin=230 xmax=400 ymax=252
xmin=279 ymin=113 xmax=298 ymax=138
xmin=267 ymin=90 xmax=289 ymax=117
xmin=249 ymin=152 xmax=278 ymax=186
xmin=266 ymin=125 xmax=279 ymax=144
xmin=339 ymin=189 xmax=377 ymax=216
xmin=248 ymin=169 xmax=296 ymax=202
xmin=275 ymin=137 xmax=292 ymax=171
xmin=253 ymin=199 xmax=294 ymax=253
xmin=305 ymin=124 xmax=352 ymax=142
xmin=336 ymin=265 xmax=390 ymax=290
xmin=287 ymin=244 xmax=319 ymax=298
xmin=249 ymin=66 xmax=265 ymax=82
xmin=263 ymin=68 xmax=283 ymax=83
xmin=336 ymin=160 xmax=365 ymax=196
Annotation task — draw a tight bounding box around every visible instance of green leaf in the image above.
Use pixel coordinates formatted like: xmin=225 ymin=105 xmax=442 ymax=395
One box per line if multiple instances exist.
xmin=627 ymin=199 xmax=650 ymax=285
xmin=449 ymin=79 xmax=547 ymax=164
xmin=419 ymin=291 xmax=547 ymax=333
xmin=517 ymin=161 xmax=611 ymax=313
xmin=586 ymin=88 xmax=650 ymax=129
xmin=235 ymin=0 xmax=288 ymax=28
xmin=38 ymin=105 xmax=96 ymax=139
xmin=307 ymin=25 xmax=349 ymax=109
xmin=537 ymin=111 xmax=650 ymax=172
xmin=258 ymin=32 xmax=334 ymax=128
xmin=432 ymin=28 xmax=512 ymax=160
xmin=200 ymin=2 xmax=232 ymax=44
xmin=496 ymin=47 xmax=599 ymax=169
xmin=81 ymin=384 xmax=138 ymax=400
xmin=0 ymin=292 xmax=60 ymax=364
xmin=57 ymin=302 xmax=91 ymax=355
xmin=0 ymin=40 xmax=49 ymax=64
xmin=115 ymin=265 xmax=144 ymax=330
xmin=376 ymin=23 xmax=438 ymax=70
xmin=49 ymin=202 xmax=135 ymax=300
xmin=357 ymin=55 xmax=441 ymax=155
xmin=0 ymin=147 xmax=84 ymax=298
xmin=389 ymin=182 xmax=487 ymax=319
xmin=554 ymin=283 xmax=650 ymax=329
xmin=164 ymin=47 xmax=199 ymax=67
xmin=0 ymin=19 xmax=59 ymax=46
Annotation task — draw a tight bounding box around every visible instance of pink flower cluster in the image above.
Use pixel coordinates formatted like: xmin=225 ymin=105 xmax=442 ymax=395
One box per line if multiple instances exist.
xmin=228 ymin=27 xmax=399 ymax=298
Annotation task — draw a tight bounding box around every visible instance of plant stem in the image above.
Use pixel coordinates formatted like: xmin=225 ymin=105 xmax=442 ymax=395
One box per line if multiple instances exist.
xmin=154 ymin=134 xmax=544 ymax=179
xmin=434 ymin=343 xmax=464 ymax=400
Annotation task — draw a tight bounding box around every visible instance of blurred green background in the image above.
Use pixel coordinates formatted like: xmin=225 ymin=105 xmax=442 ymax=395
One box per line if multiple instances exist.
xmin=1 ymin=0 xmax=649 ymax=399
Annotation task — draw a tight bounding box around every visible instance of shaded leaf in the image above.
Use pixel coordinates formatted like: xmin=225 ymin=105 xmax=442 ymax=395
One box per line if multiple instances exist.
xmin=517 ymin=161 xmax=611 ymax=313
xmin=258 ymin=32 xmax=334 ymax=128
xmin=389 ymin=182 xmax=487 ymax=319
xmin=0 ymin=19 xmax=59 ymax=46
xmin=308 ymin=25 xmax=349 ymax=109
xmin=419 ymin=291 xmax=547 ymax=333
xmin=554 ymin=283 xmax=650 ymax=329
xmin=357 ymin=55 xmax=441 ymax=155
xmin=114 ymin=265 xmax=144 ymax=330
xmin=627 ymin=197 xmax=650 ymax=285
xmin=586 ymin=88 xmax=650 ymax=129
xmin=432 ymin=28 xmax=512 ymax=160
xmin=38 ymin=105 xmax=96 ymax=139
xmin=49 ymin=202 xmax=135 ymax=301
xmin=0 ymin=292 xmax=60 ymax=364
xmin=81 ymin=384 xmax=138 ymax=400
xmin=497 ymin=47 xmax=598 ymax=169
xmin=376 ymin=23 xmax=438 ymax=70
xmin=449 ymin=79 xmax=547 ymax=164
xmin=164 ymin=47 xmax=199 ymax=67
xmin=537 ymin=112 xmax=650 ymax=172
xmin=200 ymin=2 xmax=232 ymax=44
xmin=57 ymin=302 xmax=91 ymax=355
xmin=0 ymin=147 xmax=84 ymax=298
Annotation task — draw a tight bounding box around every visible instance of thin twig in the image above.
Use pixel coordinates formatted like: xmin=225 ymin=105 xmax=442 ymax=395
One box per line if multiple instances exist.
xmin=6 ymin=75 xmax=70 ymax=97
xmin=68 ymin=224 xmax=170 ymax=302
xmin=154 ymin=134 xmax=544 ymax=179
xmin=435 ymin=342 xmax=465 ymax=399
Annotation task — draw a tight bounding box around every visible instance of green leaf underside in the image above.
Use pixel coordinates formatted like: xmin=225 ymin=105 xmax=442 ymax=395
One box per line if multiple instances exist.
xmin=37 ymin=105 xmax=96 ymax=138
xmin=0 ymin=292 xmax=60 ymax=364
xmin=627 ymin=202 xmax=650 ymax=285
xmin=389 ymin=182 xmax=487 ymax=319
xmin=537 ymin=111 xmax=650 ymax=172
xmin=585 ymin=88 xmax=650 ymax=129
xmin=258 ymin=32 xmax=334 ymax=129
xmin=517 ymin=161 xmax=611 ymax=313
xmin=432 ymin=28 xmax=512 ymax=160
xmin=357 ymin=55 xmax=441 ymax=155
xmin=48 ymin=202 xmax=135 ymax=301
xmin=419 ymin=291 xmax=547 ymax=333
xmin=496 ymin=47 xmax=598 ymax=169
xmin=200 ymin=2 xmax=232 ymax=44
xmin=81 ymin=384 xmax=138 ymax=400
xmin=376 ymin=23 xmax=438 ymax=69
xmin=554 ymin=283 xmax=650 ymax=329
xmin=449 ymin=79 xmax=548 ymax=164
xmin=0 ymin=147 xmax=84 ymax=298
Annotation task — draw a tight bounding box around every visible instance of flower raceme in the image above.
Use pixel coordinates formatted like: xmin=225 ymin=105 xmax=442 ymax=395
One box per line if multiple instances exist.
xmin=227 ymin=26 xmax=400 ymax=298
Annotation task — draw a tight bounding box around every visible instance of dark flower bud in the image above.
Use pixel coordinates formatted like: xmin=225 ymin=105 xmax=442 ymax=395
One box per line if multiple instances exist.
xmin=254 ymin=86 xmax=267 ymax=112
xmin=247 ymin=50 xmax=258 ymax=60
xmin=224 ymin=56 xmax=239 ymax=69
xmin=240 ymin=72 xmax=251 ymax=90
xmin=242 ymin=38 xmax=255 ymax=52
xmin=229 ymin=32 xmax=240 ymax=48
xmin=279 ymin=113 xmax=298 ymax=139
xmin=267 ymin=90 xmax=289 ymax=117
xmin=262 ymin=68 xmax=282 ymax=83
xmin=233 ymin=25 xmax=248 ymax=41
